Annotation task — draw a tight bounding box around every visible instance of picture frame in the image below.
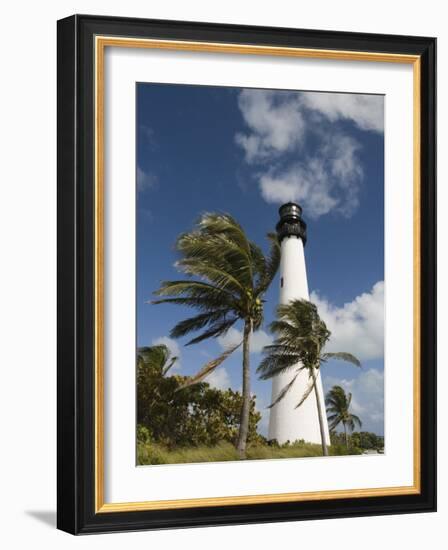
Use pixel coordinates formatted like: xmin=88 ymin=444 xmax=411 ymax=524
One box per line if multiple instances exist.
xmin=57 ymin=14 xmax=436 ymax=534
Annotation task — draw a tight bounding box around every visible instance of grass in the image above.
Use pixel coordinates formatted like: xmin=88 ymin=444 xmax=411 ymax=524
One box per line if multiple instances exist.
xmin=137 ymin=440 xmax=360 ymax=465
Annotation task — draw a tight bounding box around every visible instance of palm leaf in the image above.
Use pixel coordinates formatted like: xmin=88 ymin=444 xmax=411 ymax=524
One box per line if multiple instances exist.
xmin=151 ymin=296 xmax=234 ymax=311
xmin=152 ymin=280 xmax=229 ymax=298
xmin=347 ymin=391 xmax=353 ymax=408
xmin=255 ymin=232 xmax=281 ymax=294
xmin=137 ymin=345 xmax=170 ymax=371
xmin=257 ymin=352 xmax=301 ymax=379
xmin=326 ymin=413 xmax=340 ymax=424
xmin=196 ymin=213 xmax=251 ymax=257
xmin=321 ymin=352 xmax=361 ymax=367
xmin=169 ymin=310 xmax=231 ymax=339
xmin=268 ymin=320 xmax=306 ymax=340
xmin=162 ymin=356 xmax=178 ymax=376
xmin=175 ymin=258 xmax=246 ymax=293
xmin=184 ymin=318 xmax=238 ymax=345
xmin=329 ymin=417 xmax=342 ymax=431
xmin=177 ymin=233 xmax=253 ymax=288
xmin=350 ymin=413 xmax=362 ymax=428
xmin=137 ymin=344 xmax=178 ymax=377
xmin=268 ymin=373 xmax=299 ymax=408
xmin=177 ymin=341 xmax=242 ymax=390
xmin=295 ymin=377 xmax=317 ymax=409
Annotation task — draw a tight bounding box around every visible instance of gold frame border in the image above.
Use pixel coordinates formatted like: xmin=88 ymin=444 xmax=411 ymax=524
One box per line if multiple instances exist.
xmin=94 ymin=36 xmax=422 ymax=513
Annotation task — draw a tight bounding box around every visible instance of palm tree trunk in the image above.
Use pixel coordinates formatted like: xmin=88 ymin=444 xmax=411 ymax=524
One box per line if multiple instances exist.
xmin=311 ymin=367 xmax=329 ymax=456
xmin=344 ymin=424 xmax=349 ymax=448
xmin=236 ymin=320 xmax=252 ymax=459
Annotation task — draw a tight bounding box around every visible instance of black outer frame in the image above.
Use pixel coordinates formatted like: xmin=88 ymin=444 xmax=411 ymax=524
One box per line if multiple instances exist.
xmin=57 ymin=14 xmax=436 ymax=535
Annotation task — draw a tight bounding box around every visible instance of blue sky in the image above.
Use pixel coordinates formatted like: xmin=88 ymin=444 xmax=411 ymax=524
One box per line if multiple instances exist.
xmin=136 ymin=83 xmax=384 ymax=436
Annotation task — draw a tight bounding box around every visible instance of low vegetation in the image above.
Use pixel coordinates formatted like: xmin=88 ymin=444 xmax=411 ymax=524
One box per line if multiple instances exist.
xmin=137 ymin=345 xmax=262 ymax=450
xmin=137 ymin=438 xmax=361 ymax=466
xmin=330 ymin=430 xmax=384 ymax=452
xmin=136 ymin=343 xmax=382 ymax=465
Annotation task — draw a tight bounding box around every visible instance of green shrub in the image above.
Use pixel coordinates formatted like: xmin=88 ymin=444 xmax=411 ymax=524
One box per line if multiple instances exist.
xmin=137 ymin=424 xmax=151 ymax=444
xmin=137 ymin=345 xmax=261 ymax=448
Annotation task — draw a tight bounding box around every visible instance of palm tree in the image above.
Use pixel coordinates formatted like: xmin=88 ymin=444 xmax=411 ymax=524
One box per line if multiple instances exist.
xmin=137 ymin=344 xmax=179 ymax=433
xmin=325 ymin=385 xmax=362 ymax=448
xmin=151 ymin=213 xmax=280 ymax=458
xmin=257 ymin=299 xmax=360 ymax=456
xmin=137 ymin=344 xmax=178 ymax=376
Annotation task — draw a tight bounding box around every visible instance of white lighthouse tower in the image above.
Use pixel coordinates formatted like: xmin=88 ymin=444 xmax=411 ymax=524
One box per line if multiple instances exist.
xmin=268 ymin=203 xmax=330 ymax=446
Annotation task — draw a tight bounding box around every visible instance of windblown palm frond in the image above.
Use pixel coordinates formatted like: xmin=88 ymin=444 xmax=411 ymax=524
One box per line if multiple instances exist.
xmin=168 ymin=310 xmax=237 ymax=342
xmin=255 ymin=233 xmax=281 ymax=294
xmin=294 ymin=375 xmax=317 ymax=410
xmin=321 ymin=352 xmax=361 ymax=367
xmin=177 ymin=342 xmax=242 ymax=390
xmin=257 ymin=349 xmax=302 ymax=380
xmin=268 ymin=372 xmax=299 ymax=408
xmin=183 ymin=318 xmax=238 ymax=346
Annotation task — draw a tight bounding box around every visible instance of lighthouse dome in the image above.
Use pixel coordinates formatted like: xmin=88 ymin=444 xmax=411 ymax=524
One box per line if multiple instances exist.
xmin=276 ymin=202 xmax=307 ymax=245
xmin=278 ymin=202 xmax=302 ymax=220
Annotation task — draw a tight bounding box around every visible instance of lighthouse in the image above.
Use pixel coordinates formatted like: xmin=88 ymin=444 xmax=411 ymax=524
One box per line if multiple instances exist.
xmin=268 ymin=203 xmax=331 ymax=446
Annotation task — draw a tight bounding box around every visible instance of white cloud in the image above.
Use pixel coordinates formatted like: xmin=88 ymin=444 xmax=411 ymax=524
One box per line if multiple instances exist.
xmin=207 ymin=367 xmax=231 ymax=390
xmin=217 ymin=327 xmax=273 ymax=354
xmin=151 ymin=336 xmax=181 ymax=370
xmin=302 ymin=92 xmax=384 ymax=133
xmin=323 ymin=368 xmax=384 ymax=434
xmin=311 ymin=281 xmax=384 ymax=361
xmin=260 ymin=161 xmax=336 ymax=217
xmin=235 ymin=89 xmax=384 ymax=218
xmin=251 ymin=330 xmax=274 ymax=353
xmin=217 ymin=327 xmax=241 ymax=350
xmin=259 ymin=133 xmax=362 ymax=218
xmin=137 ymin=166 xmax=158 ymax=193
xmin=235 ymin=90 xmax=306 ymax=163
